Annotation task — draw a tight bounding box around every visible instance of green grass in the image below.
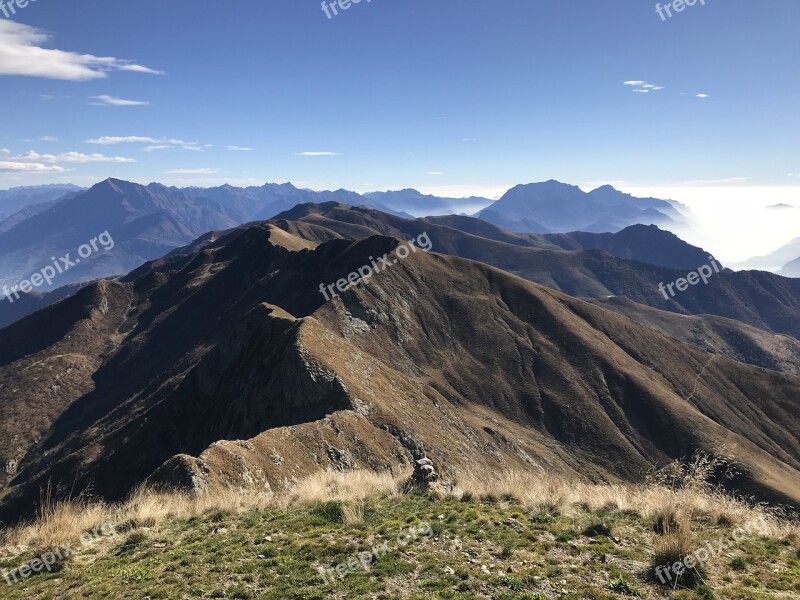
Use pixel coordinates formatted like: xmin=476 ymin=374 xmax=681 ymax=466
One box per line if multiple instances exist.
xmin=0 ymin=493 xmax=797 ymax=599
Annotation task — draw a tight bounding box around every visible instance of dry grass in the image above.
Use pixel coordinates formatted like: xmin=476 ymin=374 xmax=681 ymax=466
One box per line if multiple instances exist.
xmin=0 ymin=469 xmax=404 ymax=557
xmin=1 ymin=464 xmax=796 ymax=561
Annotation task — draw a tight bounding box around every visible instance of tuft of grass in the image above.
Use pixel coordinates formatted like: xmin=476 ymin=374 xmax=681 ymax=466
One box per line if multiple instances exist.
xmin=650 ymin=516 xmax=708 ymax=589
xmin=729 ymin=555 xmax=748 ymax=571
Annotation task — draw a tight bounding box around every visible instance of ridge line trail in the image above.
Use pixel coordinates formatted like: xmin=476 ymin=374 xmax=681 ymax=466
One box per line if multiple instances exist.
xmin=686 ymin=355 xmax=716 ymax=404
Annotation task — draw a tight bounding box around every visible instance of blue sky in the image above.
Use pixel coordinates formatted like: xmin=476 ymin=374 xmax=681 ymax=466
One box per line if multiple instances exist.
xmin=0 ymin=0 xmax=799 ymax=259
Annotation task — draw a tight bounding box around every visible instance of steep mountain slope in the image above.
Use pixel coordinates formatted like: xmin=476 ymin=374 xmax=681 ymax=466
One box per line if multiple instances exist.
xmin=586 ymin=296 xmax=800 ymax=377
xmin=269 ymin=204 xmax=800 ymax=340
xmin=0 ymin=224 xmax=798 ymax=524
xmin=475 ymin=181 xmax=685 ymax=233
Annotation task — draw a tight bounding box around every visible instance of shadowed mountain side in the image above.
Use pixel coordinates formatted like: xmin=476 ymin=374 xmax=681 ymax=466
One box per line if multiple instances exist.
xmin=0 ymin=225 xmax=798 ymax=523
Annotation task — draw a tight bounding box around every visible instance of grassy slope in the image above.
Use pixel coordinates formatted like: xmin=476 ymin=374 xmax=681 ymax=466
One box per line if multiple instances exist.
xmin=1 ymin=491 xmax=798 ymax=600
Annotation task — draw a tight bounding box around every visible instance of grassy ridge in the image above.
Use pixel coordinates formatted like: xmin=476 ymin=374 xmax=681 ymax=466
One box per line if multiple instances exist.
xmin=0 ymin=469 xmax=798 ymax=599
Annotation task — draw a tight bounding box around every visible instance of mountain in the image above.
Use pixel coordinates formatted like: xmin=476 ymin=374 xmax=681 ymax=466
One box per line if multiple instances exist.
xmin=267 ymin=204 xmax=800 ymax=342
xmin=0 ymin=224 xmax=798 ymax=525
xmin=780 ymin=255 xmax=800 ymax=277
xmin=735 ymin=236 xmax=800 ymax=272
xmin=364 ymin=189 xmax=493 ymax=217
xmin=542 ymin=225 xmax=714 ymax=270
xmin=423 ymin=217 xmax=713 ymax=271
xmin=183 ymin=182 xmax=412 ymax=221
xmin=475 ymin=181 xmax=685 ymax=233
xmin=0 ymin=178 xmax=245 ymax=294
xmin=0 ymin=184 xmax=84 ymax=221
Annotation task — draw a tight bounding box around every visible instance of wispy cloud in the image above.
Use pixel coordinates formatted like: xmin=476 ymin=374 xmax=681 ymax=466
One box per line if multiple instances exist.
xmin=696 ymin=93 xmax=710 ymax=98
xmin=624 ymin=80 xmax=665 ymax=93
xmin=0 ymin=148 xmax=9 ymax=155
xmin=86 ymin=136 xmax=207 ymax=152
xmin=86 ymin=136 xmax=157 ymax=144
xmin=295 ymin=151 xmax=340 ymax=156
xmin=427 ymin=171 xmax=444 ymax=176
xmin=39 ymin=135 xmax=58 ymax=142
xmin=0 ymin=22 xmax=164 ymax=81
xmin=165 ymin=168 xmax=220 ymax=174
xmin=91 ymin=95 xmax=149 ymax=107
xmin=0 ymin=161 xmax=66 ymax=173
xmin=227 ymin=145 xmax=253 ymax=152
xmin=12 ymin=150 xmax=135 ymax=164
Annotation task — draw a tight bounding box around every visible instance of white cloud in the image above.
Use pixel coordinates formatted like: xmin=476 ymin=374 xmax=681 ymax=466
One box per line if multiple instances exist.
xmin=625 ymin=80 xmax=665 ymax=93
xmin=12 ymin=150 xmax=135 ymax=164
xmin=86 ymin=136 xmax=157 ymax=144
xmin=91 ymin=95 xmax=149 ymax=107
xmin=0 ymin=161 xmax=65 ymax=173
xmin=0 ymin=148 xmax=9 ymax=154
xmin=295 ymin=152 xmax=340 ymax=156
xmin=165 ymin=168 xmax=220 ymax=174
xmin=0 ymin=21 xmax=164 ymax=81
xmin=697 ymin=93 xmax=710 ymax=98
xmin=86 ymin=136 xmax=205 ymax=151
xmin=227 ymin=145 xmax=253 ymax=151
xmin=39 ymin=136 xmax=58 ymax=142
xmin=427 ymin=171 xmax=444 ymax=176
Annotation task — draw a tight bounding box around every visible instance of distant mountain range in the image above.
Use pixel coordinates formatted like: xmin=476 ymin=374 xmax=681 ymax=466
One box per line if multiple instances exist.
xmin=0 ymin=179 xmax=695 ymax=298
xmin=0 ymin=184 xmax=84 ymax=221
xmin=0 ymin=179 xmax=408 ymax=294
xmin=732 ymin=236 xmax=800 ymax=277
xmin=476 ymin=180 xmax=686 ymax=233
xmin=364 ymin=188 xmax=493 ymax=216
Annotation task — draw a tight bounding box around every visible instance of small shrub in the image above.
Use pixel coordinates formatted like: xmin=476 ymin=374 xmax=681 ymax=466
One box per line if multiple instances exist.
xmin=117 ymin=530 xmax=148 ymax=554
xmin=730 ymin=556 xmax=748 ymax=571
xmin=310 ymin=500 xmax=344 ymax=524
xmin=609 ymin=575 xmax=641 ymax=596
xmin=499 ymin=542 xmax=514 ymax=559
xmin=583 ymin=522 xmax=612 ymax=537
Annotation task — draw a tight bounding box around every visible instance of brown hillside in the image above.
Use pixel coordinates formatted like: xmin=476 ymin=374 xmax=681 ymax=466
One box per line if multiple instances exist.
xmin=0 ymin=224 xmax=798 ymax=524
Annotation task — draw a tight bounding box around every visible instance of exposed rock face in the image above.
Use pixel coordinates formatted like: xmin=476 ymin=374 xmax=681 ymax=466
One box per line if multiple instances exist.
xmin=0 ymin=223 xmax=799 ymax=523
xmin=403 ymin=458 xmax=439 ymax=492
